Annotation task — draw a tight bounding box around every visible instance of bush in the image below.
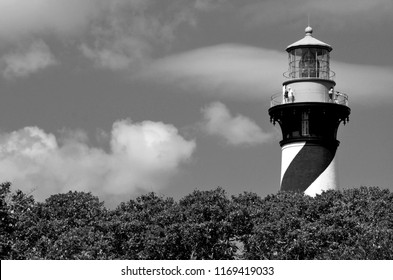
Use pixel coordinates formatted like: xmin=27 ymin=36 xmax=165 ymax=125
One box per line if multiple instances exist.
xmin=111 ymin=192 xmax=181 ymax=259
xmin=1 ymin=184 xmax=393 ymax=260
xmin=178 ymin=188 xmax=236 ymax=259
xmin=243 ymin=187 xmax=393 ymax=259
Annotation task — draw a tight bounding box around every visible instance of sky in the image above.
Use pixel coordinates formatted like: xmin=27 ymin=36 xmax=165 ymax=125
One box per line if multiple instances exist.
xmin=0 ymin=0 xmax=392 ymax=207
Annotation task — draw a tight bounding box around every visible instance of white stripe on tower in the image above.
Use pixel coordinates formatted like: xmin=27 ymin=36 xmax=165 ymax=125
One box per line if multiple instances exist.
xmin=304 ymin=154 xmax=338 ymax=196
xmin=280 ymin=141 xmax=339 ymax=194
xmin=280 ymin=142 xmax=306 ymax=184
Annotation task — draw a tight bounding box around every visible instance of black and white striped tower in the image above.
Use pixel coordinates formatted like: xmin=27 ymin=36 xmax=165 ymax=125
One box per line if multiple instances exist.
xmin=269 ymin=26 xmax=350 ymax=196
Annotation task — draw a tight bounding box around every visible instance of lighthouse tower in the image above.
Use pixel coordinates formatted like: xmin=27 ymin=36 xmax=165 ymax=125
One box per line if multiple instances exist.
xmin=269 ymin=26 xmax=350 ymax=196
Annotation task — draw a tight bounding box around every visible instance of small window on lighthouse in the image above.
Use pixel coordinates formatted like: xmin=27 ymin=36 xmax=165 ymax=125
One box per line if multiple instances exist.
xmin=301 ymin=112 xmax=310 ymax=136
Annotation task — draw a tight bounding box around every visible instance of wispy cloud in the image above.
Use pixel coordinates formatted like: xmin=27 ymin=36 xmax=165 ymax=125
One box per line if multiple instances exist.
xmin=0 ymin=0 xmax=102 ymax=77
xmin=239 ymin=0 xmax=393 ymax=31
xmin=0 ymin=0 xmax=102 ymax=41
xmin=80 ymin=38 xmax=150 ymax=71
xmin=0 ymin=0 xmax=231 ymax=76
xmin=1 ymin=40 xmax=57 ymax=79
xmin=0 ymin=120 xmax=195 ymax=205
xmin=334 ymin=62 xmax=393 ymax=104
xmin=138 ymin=44 xmax=284 ymax=100
xmin=138 ymin=43 xmax=393 ymax=105
xmin=78 ymin=0 xmax=225 ymax=71
xmin=201 ymin=102 xmax=273 ymax=146
xmin=0 ymin=0 xmax=391 ymax=79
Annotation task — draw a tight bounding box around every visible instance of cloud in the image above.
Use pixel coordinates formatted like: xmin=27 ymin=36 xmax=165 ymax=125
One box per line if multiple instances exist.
xmin=0 ymin=120 xmax=195 ymax=206
xmin=80 ymin=37 xmax=151 ymax=71
xmin=239 ymin=0 xmax=393 ymax=31
xmin=138 ymin=43 xmax=393 ymax=105
xmin=0 ymin=0 xmax=391 ymax=79
xmin=201 ymin=102 xmax=273 ymax=146
xmin=138 ymin=44 xmax=285 ymax=100
xmin=0 ymin=0 xmax=173 ymax=73
xmin=0 ymin=0 xmax=106 ymax=77
xmin=1 ymin=40 xmax=57 ymax=79
xmin=108 ymin=120 xmax=196 ymax=194
xmin=194 ymin=0 xmax=229 ymax=11
xmin=78 ymin=0 xmax=156 ymax=70
xmin=0 ymin=0 xmax=102 ymax=42
xmin=78 ymin=0 xmax=224 ymax=70
xmin=334 ymin=62 xmax=393 ymax=104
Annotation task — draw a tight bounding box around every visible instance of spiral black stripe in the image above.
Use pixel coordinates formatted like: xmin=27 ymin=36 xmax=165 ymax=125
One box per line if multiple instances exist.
xmin=281 ymin=141 xmax=338 ymax=192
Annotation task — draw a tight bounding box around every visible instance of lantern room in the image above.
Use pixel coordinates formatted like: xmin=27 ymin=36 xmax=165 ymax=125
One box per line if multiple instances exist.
xmin=285 ymin=26 xmax=333 ymax=80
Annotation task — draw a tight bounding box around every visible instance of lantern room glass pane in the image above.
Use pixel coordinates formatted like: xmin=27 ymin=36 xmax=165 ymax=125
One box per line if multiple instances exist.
xmin=299 ymin=48 xmax=318 ymax=77
xmin=287 ymin=48 xmax=330 ymax=79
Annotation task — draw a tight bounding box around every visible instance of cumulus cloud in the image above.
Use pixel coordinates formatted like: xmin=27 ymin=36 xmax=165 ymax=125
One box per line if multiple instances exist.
xmin=0 ymin=120 xmax=195 ymax=205
xmin=1 ymin=40 xmax=57 ymax=79
xmin=201 ymin=102 xmax=273 ymax=146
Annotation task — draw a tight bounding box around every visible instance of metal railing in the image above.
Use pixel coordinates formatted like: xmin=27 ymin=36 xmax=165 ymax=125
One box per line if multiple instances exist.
xmin=283 ymin=69 xmax=335 ymax=81
xmin=270 ymin=91 xmax=349 ymax=107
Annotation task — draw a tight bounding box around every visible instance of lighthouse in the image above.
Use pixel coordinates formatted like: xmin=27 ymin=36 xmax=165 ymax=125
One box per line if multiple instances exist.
xmin=269 ymin=26 xmax=350 ymax=196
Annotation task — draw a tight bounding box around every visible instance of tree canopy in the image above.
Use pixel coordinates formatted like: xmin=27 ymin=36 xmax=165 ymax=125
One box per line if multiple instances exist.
xmin=1 ymin=182 xmax=392 ymax=260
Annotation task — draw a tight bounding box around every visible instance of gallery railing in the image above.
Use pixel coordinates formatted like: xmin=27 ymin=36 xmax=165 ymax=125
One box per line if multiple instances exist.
xmin=270 ymin=91 xmax=349 ymax=107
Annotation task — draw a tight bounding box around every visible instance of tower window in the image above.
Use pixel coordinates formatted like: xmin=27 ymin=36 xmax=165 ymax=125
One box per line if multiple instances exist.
xmin=301 ymin=111 xmax=310 ymax=136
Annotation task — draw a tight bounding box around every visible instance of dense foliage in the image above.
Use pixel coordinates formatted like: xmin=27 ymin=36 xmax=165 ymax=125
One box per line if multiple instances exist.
xmin=1 ymin=182 xmax=393 ymax=259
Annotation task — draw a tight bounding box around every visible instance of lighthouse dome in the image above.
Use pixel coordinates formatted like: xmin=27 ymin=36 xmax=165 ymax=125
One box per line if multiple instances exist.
xmin=286 ymin=26 xmax=332 ymax=52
